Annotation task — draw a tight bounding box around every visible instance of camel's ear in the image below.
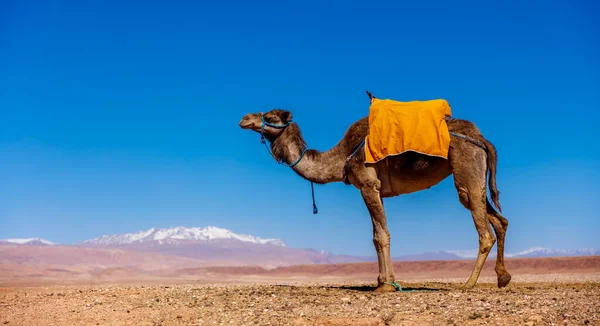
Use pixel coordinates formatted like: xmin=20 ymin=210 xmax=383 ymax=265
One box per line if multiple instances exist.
xmin=280 ymin=110 xmax=293 ymax=123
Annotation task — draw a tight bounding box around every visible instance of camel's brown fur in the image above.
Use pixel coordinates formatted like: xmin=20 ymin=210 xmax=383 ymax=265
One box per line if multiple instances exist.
xmin=239 ymin=95 xmax=511 ymax=291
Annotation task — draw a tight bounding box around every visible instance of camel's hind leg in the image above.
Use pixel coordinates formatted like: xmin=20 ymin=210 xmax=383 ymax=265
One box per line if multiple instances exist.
xmin=452 ymin=149 xmax=496 ymax=289
xmin=487 ymin=200 xmax=512 ymax=287
xmin=459 ymin=186 xmax=496 ymax=289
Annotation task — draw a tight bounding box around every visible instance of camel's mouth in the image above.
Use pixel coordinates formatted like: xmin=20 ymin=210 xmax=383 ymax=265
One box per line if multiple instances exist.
xmin=238 ymin=118 xmax=255 ymax=130
xmin=239 ymin=114 xmax=264 ymax=132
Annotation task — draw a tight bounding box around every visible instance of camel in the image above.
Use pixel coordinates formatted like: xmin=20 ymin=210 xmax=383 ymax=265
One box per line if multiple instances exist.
xmin=238 ymin=91 xmax=511 ymax=292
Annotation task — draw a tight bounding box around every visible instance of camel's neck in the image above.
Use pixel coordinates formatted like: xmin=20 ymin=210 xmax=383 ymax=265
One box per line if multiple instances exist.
xmin=269 ymin=123 xmax=348 ymax=184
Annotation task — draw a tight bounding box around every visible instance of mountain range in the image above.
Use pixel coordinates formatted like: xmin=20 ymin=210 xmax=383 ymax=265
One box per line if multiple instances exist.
xmin=80 ymin=226 xmax=286 ymax=247
xmin=1 ymin=226 xmax=598 ymax=269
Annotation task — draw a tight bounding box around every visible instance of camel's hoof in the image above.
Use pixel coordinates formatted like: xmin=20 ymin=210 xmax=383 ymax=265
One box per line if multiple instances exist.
xmin=498 ymin=273 xmax=512 ymax=288
xmin=374 ymin=284 xmax=397 ymax=293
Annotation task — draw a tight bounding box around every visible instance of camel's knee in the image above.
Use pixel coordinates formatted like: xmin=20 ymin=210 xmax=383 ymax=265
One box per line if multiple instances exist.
xmin=479 ymin=234 xmax=496 ymax=254
xmin=373 ymin=232 xmax=390 ymax=248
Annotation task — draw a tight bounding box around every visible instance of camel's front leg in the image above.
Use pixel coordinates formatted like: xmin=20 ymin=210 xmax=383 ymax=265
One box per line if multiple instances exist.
xmin=361 ymin=184 xmax=396 ymax=292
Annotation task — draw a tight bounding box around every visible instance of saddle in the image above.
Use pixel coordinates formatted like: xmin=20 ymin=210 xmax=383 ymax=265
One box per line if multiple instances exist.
xmin=364 ymin=98 xmax=452 ymax=163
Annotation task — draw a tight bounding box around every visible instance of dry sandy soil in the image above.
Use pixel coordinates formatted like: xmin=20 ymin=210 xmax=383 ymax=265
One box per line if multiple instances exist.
xmin=1 ymin=257 xmax=599 ymax=325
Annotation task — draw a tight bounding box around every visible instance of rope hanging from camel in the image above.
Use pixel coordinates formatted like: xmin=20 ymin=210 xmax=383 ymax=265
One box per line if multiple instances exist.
xmin=258 ymin=113 xmax=319 ymax=215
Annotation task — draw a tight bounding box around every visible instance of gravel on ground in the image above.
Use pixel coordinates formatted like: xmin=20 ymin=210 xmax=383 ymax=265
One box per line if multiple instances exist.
xmin=1 ymin=276 xmax=599 ymax=325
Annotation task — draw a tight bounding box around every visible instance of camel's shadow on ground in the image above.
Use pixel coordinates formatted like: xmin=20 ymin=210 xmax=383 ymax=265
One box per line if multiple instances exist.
xmin=333 ymin=285 xmax=449 ymax=292
xmin=271 ymin=284 xmax=449 ymax=292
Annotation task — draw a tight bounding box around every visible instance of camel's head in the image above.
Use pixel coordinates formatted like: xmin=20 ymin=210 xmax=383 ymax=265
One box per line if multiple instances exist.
xmin=239 ymin=109 xmax=293 ymax=140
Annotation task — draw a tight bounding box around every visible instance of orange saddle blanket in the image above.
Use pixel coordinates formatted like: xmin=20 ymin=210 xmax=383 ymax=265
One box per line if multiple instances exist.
xmin=365 ymin=98 xmax=452 ymax=163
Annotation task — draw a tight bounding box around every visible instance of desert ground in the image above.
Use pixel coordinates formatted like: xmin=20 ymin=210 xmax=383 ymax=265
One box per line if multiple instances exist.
xmin=1 ymin=257 xmax=599 ymax=325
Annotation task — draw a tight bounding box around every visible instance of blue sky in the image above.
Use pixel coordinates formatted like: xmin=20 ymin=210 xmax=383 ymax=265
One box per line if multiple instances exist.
xmin=1 ymin=0 xmax=598 ymax=256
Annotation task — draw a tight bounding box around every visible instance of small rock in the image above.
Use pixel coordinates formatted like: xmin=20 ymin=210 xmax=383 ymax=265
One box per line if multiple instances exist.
xmin=468 ymin=312 xmax=483 ymax=320
xmin=56 ymin=293 xmax=64 ymax=297
xmin=176 ymin=316 xmax=182 ymax=319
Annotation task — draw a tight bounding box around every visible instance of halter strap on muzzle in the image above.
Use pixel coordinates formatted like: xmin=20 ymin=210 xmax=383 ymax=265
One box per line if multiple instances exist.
xmin=260 ymin=113 xmax=289 ymax=144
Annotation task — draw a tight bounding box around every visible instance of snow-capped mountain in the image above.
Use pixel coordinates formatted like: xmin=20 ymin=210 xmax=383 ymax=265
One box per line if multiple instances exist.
xmin=448 ymin=247 xmax=599 ymax=259
xmin=77 ymin=226 xmax=359 ymax=267
xmin=81 ymin=226 xmax=286 ymax=247
xmin=0 ymin=238 xmax=55 ymax=245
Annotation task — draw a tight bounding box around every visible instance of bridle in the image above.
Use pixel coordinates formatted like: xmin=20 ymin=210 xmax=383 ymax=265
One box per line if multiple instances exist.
xmin=259 ymin=113 xmax=307 ymax=168
xmin=258 ymin=113 xmax=317 ymax=214
xmin=259 ymin=113 xmax=287 ymax=142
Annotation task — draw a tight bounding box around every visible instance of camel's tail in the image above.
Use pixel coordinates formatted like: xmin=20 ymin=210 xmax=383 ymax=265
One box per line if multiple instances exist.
xmin=481 ymin=137 xmax=502 ymax=213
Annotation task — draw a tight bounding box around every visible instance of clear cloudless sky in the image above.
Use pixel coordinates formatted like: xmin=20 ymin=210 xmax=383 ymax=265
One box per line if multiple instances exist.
xmin=1 ymin=0 xmax=598 ymax=256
